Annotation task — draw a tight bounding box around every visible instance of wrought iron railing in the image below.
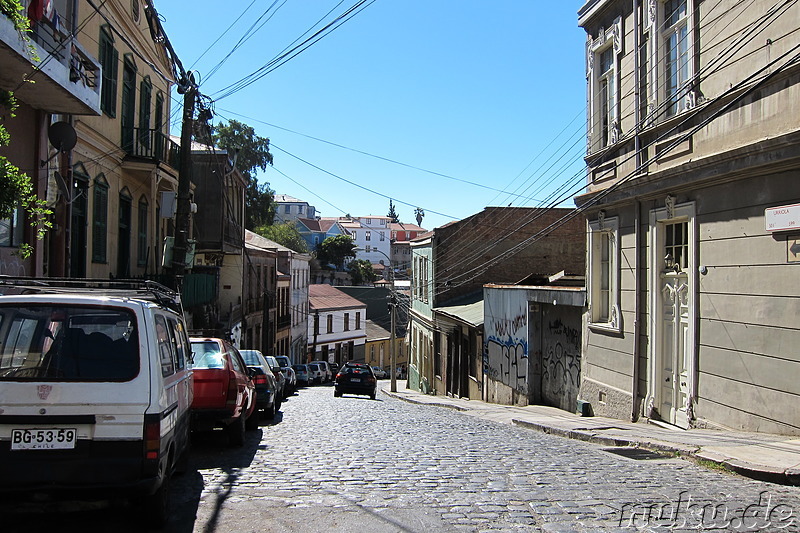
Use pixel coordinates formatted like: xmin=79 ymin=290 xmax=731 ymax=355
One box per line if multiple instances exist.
xmin=122 ymin=127 xmax=180 ymax=169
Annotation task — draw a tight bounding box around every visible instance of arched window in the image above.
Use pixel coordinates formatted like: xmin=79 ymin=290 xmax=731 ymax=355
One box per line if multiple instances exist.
xmin=138 ymin=196 xmax=148 ymax=267
xmin=92 ymin=174 xmax=109 ymax=263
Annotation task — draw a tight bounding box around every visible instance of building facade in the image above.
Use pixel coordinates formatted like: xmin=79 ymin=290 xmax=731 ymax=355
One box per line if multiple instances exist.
xmin=577 ymin=0 xmax=800 ymax=434
xmin=307 ymin=284 xmax=367 ymax=364
xmin=273 ymin=194 xmax=315 ymax=224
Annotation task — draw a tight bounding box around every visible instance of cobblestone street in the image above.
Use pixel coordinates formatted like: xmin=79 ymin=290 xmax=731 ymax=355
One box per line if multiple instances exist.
xmin=172 ymin=385 xmax=800 ymax=532
xmin=8 ymin=384 xmax=800 ymax=532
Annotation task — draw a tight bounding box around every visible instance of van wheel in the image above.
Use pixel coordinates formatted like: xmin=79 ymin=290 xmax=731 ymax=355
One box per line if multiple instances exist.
xmin=265 ymin=402 xmax=276 ymax=420
xmin=226 ymin=415 xmax=246 ymax=447
xmin=245 ymin=409 xmax=259 ymax=431
xmin=143 ymin=473 xmax=171 ymax=528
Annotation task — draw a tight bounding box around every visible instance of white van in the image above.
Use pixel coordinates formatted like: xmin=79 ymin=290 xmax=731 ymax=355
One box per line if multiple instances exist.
xmin=312 ymin=360 xmax=332 ymax=383
xmin=0 ymin=278 xmax=193 ymax=527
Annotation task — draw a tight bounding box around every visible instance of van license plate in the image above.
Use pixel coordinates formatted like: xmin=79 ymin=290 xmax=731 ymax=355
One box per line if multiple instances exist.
xmin=11 ymin=428 xmax=77 ymax=450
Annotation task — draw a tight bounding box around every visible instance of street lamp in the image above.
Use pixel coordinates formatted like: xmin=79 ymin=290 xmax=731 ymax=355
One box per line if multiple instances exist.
xmin=356 ymin=247 xmax=398 ymax=393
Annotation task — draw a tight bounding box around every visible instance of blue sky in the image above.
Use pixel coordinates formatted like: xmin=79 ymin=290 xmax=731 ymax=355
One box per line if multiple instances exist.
xmin=156 ymin=2 xmax=588 ymax=231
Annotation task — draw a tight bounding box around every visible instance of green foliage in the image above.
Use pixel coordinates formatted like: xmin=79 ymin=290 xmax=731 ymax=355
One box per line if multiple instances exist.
xmin=348 ymin=259 xmax=377 ymax=285
xmin=212 ymin=119 xmax=275 ymax=230
xmin=255 ymin=222 xmax=308 ymax=253
xmin=316 ymin=234 xmax=357 ymax=270
xmin=0 ymin=90 xmax=51 ymax=259
xmin=387 ymin=199 xmax=398 ymax=223
xmin=1 ymin=0 xmax=30 ymax=32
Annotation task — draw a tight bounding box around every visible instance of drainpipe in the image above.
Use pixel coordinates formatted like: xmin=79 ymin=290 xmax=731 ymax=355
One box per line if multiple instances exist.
xmin=631 ymin=0 xmax=643 ymax=422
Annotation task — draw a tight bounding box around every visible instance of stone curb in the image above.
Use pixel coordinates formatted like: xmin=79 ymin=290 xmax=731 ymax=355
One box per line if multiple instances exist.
xmin=381 ymin=388 xmax=800 ymax=486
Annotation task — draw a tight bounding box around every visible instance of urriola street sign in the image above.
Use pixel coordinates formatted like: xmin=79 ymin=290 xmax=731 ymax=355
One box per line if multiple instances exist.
xmin=765 ymin=203 xmax=800 ymax=232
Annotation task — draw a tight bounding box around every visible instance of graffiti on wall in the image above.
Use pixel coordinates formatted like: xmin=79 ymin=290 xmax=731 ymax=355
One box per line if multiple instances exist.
xmin=0 ymin=257 xmax=26 ymax=276
xmin=541 ymin=317 xmax=581 ymax=409
xmin=484 ymin=294 xmax=528 ymax=394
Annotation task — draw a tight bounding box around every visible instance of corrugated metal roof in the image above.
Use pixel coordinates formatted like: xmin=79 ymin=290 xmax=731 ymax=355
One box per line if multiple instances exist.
xmin=434 ymin=299 xmax=484 ymax=327
xmin=309 ymin=284 xmax=368 ymax=311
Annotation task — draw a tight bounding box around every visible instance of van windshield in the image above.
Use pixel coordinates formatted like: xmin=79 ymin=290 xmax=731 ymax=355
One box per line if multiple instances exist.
xmin=0 ymin=305 xmax=139 ymax=382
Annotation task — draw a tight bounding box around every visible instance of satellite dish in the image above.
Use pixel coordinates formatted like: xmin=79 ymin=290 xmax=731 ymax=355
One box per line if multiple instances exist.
xmin=48 ymin=121 xmax=77 ymax=152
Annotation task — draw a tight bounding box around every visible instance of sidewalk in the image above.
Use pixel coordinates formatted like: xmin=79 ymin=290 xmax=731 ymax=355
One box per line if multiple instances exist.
xmin=379 ymin=380 xmax=800 ymax=486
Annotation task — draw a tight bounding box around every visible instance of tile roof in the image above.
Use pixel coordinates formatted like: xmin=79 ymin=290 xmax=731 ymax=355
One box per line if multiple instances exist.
xmin=309 ymin=284 xmax=368 ymax=311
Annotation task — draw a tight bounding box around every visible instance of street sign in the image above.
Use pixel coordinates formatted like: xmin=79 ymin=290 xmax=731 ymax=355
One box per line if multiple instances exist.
xmin=765 ymin=203 xmax=800 ymax=232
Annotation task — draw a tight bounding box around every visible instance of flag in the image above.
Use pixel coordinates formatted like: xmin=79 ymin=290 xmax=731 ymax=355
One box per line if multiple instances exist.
xmin=28 ymin=0 xmax=53 ymax=22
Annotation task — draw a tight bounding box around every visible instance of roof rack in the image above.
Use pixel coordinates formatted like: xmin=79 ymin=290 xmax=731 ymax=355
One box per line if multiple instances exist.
xmin=0 ymin=277 xmax=184 ymax=316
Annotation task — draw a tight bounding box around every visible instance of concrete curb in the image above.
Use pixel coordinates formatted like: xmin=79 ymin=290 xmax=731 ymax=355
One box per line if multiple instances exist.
xmin=381 ymin=388 xmax=800 ymax=486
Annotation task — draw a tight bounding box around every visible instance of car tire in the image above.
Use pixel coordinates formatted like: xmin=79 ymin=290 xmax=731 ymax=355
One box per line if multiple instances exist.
xmin=227 ymin=414 xmax=246 ymax=447
xmin=370 ymin=391 xmax=376 ymax=400
xmin=265 ymin=401 xmax=276 ymax=420
xmin=275 ymin=396 xmax=282 ymax=412
xmin=245 ymin=408 xmax=259 ymax=431
xmin=142 ymin=472 xmax=171 ymax=528
xmin=333 ymin=390 xmax=342 ymax=397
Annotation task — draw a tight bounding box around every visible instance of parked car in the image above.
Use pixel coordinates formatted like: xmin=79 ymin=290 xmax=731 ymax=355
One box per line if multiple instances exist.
xmin=334 ymin=362 xmax=378 ymax=400
xmin=328 ymin=362 xmax=339 ymax=376
xmin=293 ymin=364 xmax=310 ymax=386
xmin=274 ymin=355 xmax=296 ymax=395
xmin=312 ymin=360 xmax=332 ymax=382
xmin=239 ymin=349 xmax=279 ymax=419
xmin=263 ymin=354 xmax=287 ymax=399
xmin=190 ymin=338 xmax=258 ymax=446
xmin=307 ymin=363 xmax=324 ymax=385
xmin=372 ymin=366 xmax=387 ymax=379
xmin=0 ymin=278 xmax=193 ymax=527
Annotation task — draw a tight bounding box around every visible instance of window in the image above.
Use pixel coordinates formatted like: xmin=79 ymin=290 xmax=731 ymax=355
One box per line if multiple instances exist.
xmin=155 ymin=315 xmax=175 ymax=377
xmin=285 ymin=205 xmax=291 ymax=214
xmin=351 ymin=231 xmax=357 ymax=240
xmin=298 ymin=205 xmax=304 ymax=214
xmin=136 ymin=197 xmax=147 ymax=267
xmin=379 ymin=231 xmax=385 ymax=241
xmin=588 ymin=215 xmax=619 ymax=331
xmin=92 ymin=175 xmax=109 ymax=263
xmin=645 ymin=0 xmax=695 ymax=121
xmin=355 ymin=312 xmax=361 ymax=330
xmin=138 ymin=76 xmax=152 ymax=148
xmin=598 ymin=47 xmax=615 ymax=148
xmin=663 ymin=0 xmax=690 ymax=117
xmin=0 ymin=207 xmax=24 ymax=248
xmin=392 ymin=231 xmax=397 ymax=240
xmin=365 ymin=231 xmax=371 ymax=241
xmin=664 ymin=220 xmax=689 ymax=271
xmin=344 ymin=313 xmax=350 ymax=331
xmin=120 ymin=55 xmax=137 ymax=152
xmin=313 ymin=314 xmax=319 ymax=335
xmin=99 ymin=25 xmax=118 ymax=117
xmin=366 ymin=219 xmax=371 ymax=224
xmin=587 ymin=18 xmax=621 ymax=152
xmin=154 ymin=92 xmax=164 ymax=157
xmin=327 ymin=314 xmax=333 ymax=334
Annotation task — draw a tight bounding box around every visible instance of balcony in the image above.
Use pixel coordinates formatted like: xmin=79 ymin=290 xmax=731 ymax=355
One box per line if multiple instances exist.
xmin=122 ymin=127 xmax=181 ymax=169
xmin=0 ymin=12 xmax=100 ymax=115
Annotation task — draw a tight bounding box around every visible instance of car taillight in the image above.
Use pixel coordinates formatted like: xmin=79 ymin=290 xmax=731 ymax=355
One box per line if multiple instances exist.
xmin=336 ymin=372 xmax=343 ymax=379
xmin=254 ymin=373 xmax=267 ymax=385
xmin=226 ymin=372 xmax=238 ymax=407
xmin=144 ymin=415 xmax=161 ymax=461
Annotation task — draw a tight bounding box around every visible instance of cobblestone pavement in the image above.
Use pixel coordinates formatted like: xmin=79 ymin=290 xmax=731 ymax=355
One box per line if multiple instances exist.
xmin=7 ymin=385 xmax=800 ymax=532
xmin=172 ymin=385 xmax=800 ymax=532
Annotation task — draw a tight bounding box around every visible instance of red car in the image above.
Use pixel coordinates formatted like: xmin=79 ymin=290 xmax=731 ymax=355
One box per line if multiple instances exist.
xmin=189 ymin=337 xmax=257 ymax=446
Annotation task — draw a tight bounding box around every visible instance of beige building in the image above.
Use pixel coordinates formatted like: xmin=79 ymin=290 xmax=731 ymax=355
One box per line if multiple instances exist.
xmin=69 ymin=0 xmax=180 ymax=279
xmin=577 ymin=0 xmax=800 ymax=434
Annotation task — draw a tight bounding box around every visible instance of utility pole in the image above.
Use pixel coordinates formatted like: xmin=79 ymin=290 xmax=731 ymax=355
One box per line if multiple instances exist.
xmin=389 ymin=265 xmax=397 ymax=393
xmin=169 ymin=78 xmax=196 ymax=290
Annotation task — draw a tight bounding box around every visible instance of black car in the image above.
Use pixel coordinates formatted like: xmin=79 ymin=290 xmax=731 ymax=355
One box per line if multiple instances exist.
xmin=239 ymin=349 xmax=280 ymax=419
xmin=334 ymin=362 xmax=377 ymax=400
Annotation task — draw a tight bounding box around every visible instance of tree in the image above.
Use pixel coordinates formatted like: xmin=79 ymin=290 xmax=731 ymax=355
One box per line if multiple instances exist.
xmin=348 ymin=259 xmax=377 ymax=285
xmin=212 ymin=119 xmax=275 ymax=229
xmin=255 ymin=222 xmax=308 ymax=253
xmin=414 ymin=207 xmax=425 ymax=227
xmin=0 ymin=3 xmax=50 ymax=258
xmin=387 ymin=199 xmax=398 ymax=223
xmin=316 ymin=234 xmax=357 ymax=270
